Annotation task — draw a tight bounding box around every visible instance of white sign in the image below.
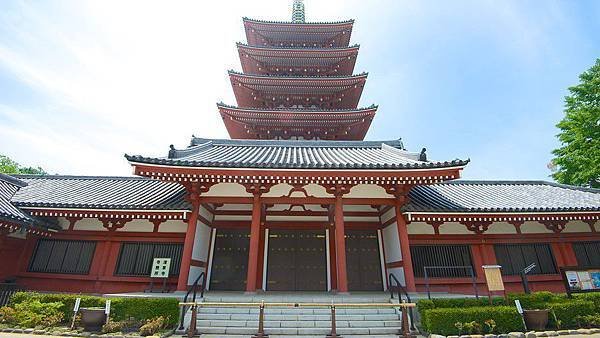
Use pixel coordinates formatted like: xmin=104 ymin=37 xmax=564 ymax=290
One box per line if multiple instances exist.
xmin=151 ymin=258 xmax=171 ymax=278
xmin=105 ymin=300 xmax=111 ymax=315
xmin=73 ymin=298 xmax=81 ymax=312
xmin=514 ymin=300 xmax=523 ymax=314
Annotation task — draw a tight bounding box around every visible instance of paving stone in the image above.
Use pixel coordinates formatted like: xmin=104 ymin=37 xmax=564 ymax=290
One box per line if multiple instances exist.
xmin=508 ymin=333 xmax=525 ymax=338
xmin=525 ymin=332 xmax=537 ymax=338
xmin=556 ymin=331 xmax=571 ymax=336
xmin=576 ymin=328 xmax=591 ymax=335
xmin=543 ymin=331 xmax=558 ymax=337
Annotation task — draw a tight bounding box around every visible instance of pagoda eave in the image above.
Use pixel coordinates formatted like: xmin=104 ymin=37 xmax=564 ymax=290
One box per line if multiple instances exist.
xmin=218 ymin=104 xmax=377 ymax=140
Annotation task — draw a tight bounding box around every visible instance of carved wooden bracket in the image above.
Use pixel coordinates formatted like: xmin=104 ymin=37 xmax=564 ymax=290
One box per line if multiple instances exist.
xmin=244 ymin=183 xmax=272 ymax=196
xmin=65 ymin=216 xmax=83 ymax=231
xmin=323 ymin=184 xmax=352 ymax=197
xmin=584 ymin=219 xmax=597 ymax=232
xmin=100 ymin=218 xmax=131 ymax=232
xmin=285 ymin=185 xmax=310 ymax=198
xmin=507 ymin=220 xmax=525 ymax=234
xmin=426 ymin=221 xmax=444 ymax=235
xmin=541 ymin=220 xmax=568 ymax=234
xmin=151 ymin=219 xmax=165 ymax=232
xmin=460 ymin=221 xmax=493 ymax=234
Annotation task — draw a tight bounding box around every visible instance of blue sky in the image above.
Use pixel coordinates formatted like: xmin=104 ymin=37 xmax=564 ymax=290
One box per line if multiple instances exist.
xmin=0 ymin=0 xmax=598 ymax=180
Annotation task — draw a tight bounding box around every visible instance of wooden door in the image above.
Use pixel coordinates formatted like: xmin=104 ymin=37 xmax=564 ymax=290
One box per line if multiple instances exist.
xmin=210 ymin=229 xmax=249 ymax=291
xmin=267 ymin=230 xmax=327 ymax=291
xmin=346 ymin=230 xmax=383 ymax=291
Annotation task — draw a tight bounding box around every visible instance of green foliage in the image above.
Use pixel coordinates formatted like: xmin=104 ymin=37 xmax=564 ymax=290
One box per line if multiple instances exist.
xmin=507 ymin=291 xmax=566 ymax=310
xmin=573 ymin=292 xmax=600 ymax=313
xmin=575 ymin=314 xmax=600 ymax=328
xmin=101 ymin=319 xmax=140 ymax=334
xmin=548 ymin=300 xmax=595 ymax=329
xmin=0 ymin=155 xmax=47 ymax=175
xmin=551 ymin=58 xmax=600 ymax=188
xmin=139 ymin=316 xmax=167 ymax=336
xmin=1 ymin=300 xmax=64 ymax=328
xmin=9 ymin=292 xmax=179 ymax=328
xmin=423 ymin=306 xmax=522 ymax=336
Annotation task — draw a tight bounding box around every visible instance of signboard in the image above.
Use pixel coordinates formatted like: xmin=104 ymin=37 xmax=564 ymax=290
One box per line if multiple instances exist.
xmin=150 ymin=258 xmax=171 ymax=278
xmin=483 ymin=265 xmax=505 ymax=291
xmin=561 ymin=267 xmax=600 ymax=295
xmin=514 ymin=300 xmax=523 ymax=314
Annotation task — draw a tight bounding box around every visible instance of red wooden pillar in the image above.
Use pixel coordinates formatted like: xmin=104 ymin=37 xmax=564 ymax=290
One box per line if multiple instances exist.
xmin=395 ymin=204 xmax=416 ymax=292
xmin=334 ymin=193 xmax=348 ymax=293
xmin=177 ymin=191 xmax=200 ymax=291
xmin=560 ymin=242 xmax=578 ymax=266
xmin=246 ymin=193 xmax=262 ymax=292
xmin=329 ymin=225 xmax=338 ymax=290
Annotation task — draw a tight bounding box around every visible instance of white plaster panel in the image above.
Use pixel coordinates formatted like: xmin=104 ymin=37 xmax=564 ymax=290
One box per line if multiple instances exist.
xmin=73 ymin=218 xmax=106 ymax=231
xmin=381 ymin=208 xmax=395 ymax=224
xmin=199 ymin=205 xmax=213 ymax=221
xmin=303 ymin=184 xmax=332 ymax=198
xmin=343 ymin=205 xmax=376 ymax=212
xmin=214 ymin=215 xmax=252 ymax=221
xmin=192 ymin=222 xmax=212 ymax=261
xmin=521 ymin=221 xmax=553 ymax=234
xmin=347 ymin=184 xmax=393 ymax=199
xmin=343 ymin=216 xmax=380 ymax=222
xmin=57 ymin=217 xmax=70 ymax=230
xmin=595 ymin=221 xmax=600 ymax=232
xmin=261 ymin=183 xmax=294 ymax=198
xmin=485 ymin=222 xmax=518 ymax=234
xmin=407 ymin=222 xmax=435 ymax=235
xmin=217 ymin=204 xmax=252 ymax=211
xmin=158 ymin=220 xmax=187 ymax=233
xmin=204 ymin=183 xmax=252 ymax=197
xmin=563 ymin=220 xmax=593 ymax=233
xmin=438 ymin=222 xmax=472 ymax=235
xmin=382 ymin=223 xmax=402 ymax=262
xmin=187 ymin=266 xmax=206 ymax=286
xmin=386 ymin=267 xmax=405 ymax=287
xmin=121 ymin=220 xmax=154 ymax=232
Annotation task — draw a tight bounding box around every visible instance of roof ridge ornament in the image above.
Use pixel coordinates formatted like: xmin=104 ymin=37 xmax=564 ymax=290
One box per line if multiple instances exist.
xmin=291 ymin=0 xmax=305 ymax=23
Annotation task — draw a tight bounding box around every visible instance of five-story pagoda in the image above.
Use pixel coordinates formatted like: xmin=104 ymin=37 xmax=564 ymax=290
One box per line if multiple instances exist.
xmin=219 ymin=0 xmax=376 ymax=141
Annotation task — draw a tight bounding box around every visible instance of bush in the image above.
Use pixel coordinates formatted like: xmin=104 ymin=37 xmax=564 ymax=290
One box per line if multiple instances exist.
xmin=549 ymin=300 xmax=595 ymax=329
xmin=573 ymin=293 xmax=600 ymax=313
xmin=2 ymin=299 xmax=64 ymax=328
xmin=9 ymin=292 xmax=179 ymax=328
xmin=422 ymin=306 xmax=522 ymax=335
xmin=0 ymin=307 xmax=17 ymax=324
xmin=575 ymin=314 xmax=600 ymax=328
xmin=507 ymin=291 xmax=566 ymax=310
xmin=139 ymin=316 xmax=167 ymax=336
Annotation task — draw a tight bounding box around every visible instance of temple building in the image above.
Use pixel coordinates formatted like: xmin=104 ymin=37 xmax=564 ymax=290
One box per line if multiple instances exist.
xmin=1 ymin=1 xmax=599 ymax=297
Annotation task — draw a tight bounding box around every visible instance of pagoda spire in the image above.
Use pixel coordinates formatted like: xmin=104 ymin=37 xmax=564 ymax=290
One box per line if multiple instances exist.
xmin=291 ymin=0 xmax=305 ymax=23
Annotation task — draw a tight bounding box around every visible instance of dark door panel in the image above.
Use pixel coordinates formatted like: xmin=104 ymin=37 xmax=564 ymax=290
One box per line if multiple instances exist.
xmin=346 ymin=230 xmax=383 ymax=291
xmin=267 ymin=230 xmax=326 ymax=291
xmin=210 ymin=229 xmax=249 ymax=291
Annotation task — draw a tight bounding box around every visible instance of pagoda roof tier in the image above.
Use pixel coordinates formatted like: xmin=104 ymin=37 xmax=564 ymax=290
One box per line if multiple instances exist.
xmin=243 ymin=17 xmax=354 ymax=48
xmin=228 ymin=71 xmax=367 ymax=109
xmin=217 ymin=104 xmax=377 ymax=140
xmin=237 ymin=43 xmax=359 ymax=76
xmin=126 ymin=137 xmax=468 ymax=171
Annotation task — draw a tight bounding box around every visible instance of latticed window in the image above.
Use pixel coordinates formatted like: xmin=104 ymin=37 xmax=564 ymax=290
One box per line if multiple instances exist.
xmin=573 ymin=241 xmax=600 ymax=268
xmin=29 ymin=239 xmax=96 ymax=274
xmin=410 ymin=245 xmax=474 ymax=278
xmin=494 ymin=243 xmax=557 ymax=275
xmin=114 ymin=242 xmax=183 ymax=277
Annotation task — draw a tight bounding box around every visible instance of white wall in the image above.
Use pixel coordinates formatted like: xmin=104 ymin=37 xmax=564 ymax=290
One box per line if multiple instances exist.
xmin=187 ymin=204 xmax=214 ymax=286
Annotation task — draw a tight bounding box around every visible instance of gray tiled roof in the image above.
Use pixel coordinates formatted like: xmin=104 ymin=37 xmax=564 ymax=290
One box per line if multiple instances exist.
xmin=12 ymin=175 xmax=190 ymax=211
xmin=125 ymin=138 xmax=468 ymax=170
xmin=405 ymin=181 xmax=600 ymax=213
xmin=0 ymin=173 xmax=33 ymax=225
xmin=243 ymin=17 xmax=354 ymax=25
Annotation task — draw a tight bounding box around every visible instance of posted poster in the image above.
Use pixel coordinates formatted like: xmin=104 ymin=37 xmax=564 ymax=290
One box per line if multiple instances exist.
xmin=591 ymin=271 xmax=600 ymax=289
xmin=578 ymin=271 xmax=593 ymax=290
xmin=566 ymin=271 xmax=580 ymax=290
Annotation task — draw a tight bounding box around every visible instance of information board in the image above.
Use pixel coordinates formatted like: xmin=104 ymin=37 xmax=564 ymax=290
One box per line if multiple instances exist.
xmin=150 ymin=258 xmax=171 ymax=278
xmin=562 ymin=267 xmax=600 ymax=294
xmin=483 ymin=265 xmax=505 ymax=291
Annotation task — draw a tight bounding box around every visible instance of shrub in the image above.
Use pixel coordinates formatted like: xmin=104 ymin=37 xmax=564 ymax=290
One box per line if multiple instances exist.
xmin=575 ymin=314 xmax=600 ymax=328
xmin=6 ymin=299 xmax=64 ymax=328
xmin=139 ymin=316 xmax=167 ymax=336
xmin=548 ymin=300 xmax=595 ymax=329
xmin=0 ymin=307 xmax=17 ymax=324
xmin=573 ymin=293 xmax=600 ymax=313
xmin=422 ymin=306 xmax=522 ymax=335
xmin=9 ymin=292 xmax=180 ymax=328
xmin=507 ymin=291 xmax=566 ymax=310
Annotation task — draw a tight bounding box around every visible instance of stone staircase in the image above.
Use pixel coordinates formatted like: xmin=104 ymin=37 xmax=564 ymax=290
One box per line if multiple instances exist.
xmin=187 ymin=292 xmax=408 ymax=338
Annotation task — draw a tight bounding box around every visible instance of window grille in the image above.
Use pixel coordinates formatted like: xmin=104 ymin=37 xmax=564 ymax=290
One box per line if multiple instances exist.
xmin=573 ymin=241 xmax=600 ymax=268
xmin=29 ymin=239 xmax=96 ymax=274
xmin=114 ymin=242 xmax=183 ymax=277
xmin=410 ymin=245 xmax=474 ymax=278
xmin=494 ymin=243 xmax=557 ymax=275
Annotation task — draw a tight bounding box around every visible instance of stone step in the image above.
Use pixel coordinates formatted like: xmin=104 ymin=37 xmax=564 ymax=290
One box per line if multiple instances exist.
xmin=196 ymin=319 xmax=402 ymax=328
xmin=197 ymin=307 xmax=397 ymax=315
xmin=196 ymin=326 xmax=402 ymax=335
xmin=200 ymin=335 xmax=399 ymax=338
xmin=197 ymin=312 xmax=399 ymax=321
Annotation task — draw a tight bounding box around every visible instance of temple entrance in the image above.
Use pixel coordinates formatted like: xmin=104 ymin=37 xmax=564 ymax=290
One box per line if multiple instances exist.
xmin=266 ymin=229 xmax=327 ymax=291
xmin=346 ymin=229 xmax=383 ymax=291
xmin=209 ymin=228 xmax=249 ymax=291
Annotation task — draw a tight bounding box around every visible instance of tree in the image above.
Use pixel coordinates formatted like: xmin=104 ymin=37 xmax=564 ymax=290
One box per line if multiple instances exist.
xmin=551 ymin=59 xmax=600 ymax=188
xmin=0 ymin=155 xmax=47 ymax=175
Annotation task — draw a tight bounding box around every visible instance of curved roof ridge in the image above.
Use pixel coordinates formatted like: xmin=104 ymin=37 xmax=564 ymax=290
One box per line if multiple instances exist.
xmin=243 ymin=17 xmax=354 ymax=25
xmin=13 ymin=174 xmax=151 ymax=181
xmin=0 ymin=173 xmax=27 ymax=188
xmin=217 ymin=102 xmax=378 ymax=112
xmin=236 ymin=42 xmax=360 ymax=51
xmin=444 ymin=180 xmax=600 ymax=193
xmin=228 ymin=69 xmax=367 ymax=79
